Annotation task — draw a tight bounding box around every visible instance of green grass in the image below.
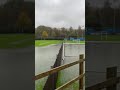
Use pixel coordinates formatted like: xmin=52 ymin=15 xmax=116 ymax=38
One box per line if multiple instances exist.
xmin=86 ymin=35 xmax=120 ymax=41
xmin=56 ymin=72 xmax=62 ymax=88
xmin=35 ymin=83 xmax=43 ymax=90
xmin=35 ymin=77 xmax=47 ymax=90
xmin=35 ymin=40 xmax=63 ymax=47
xmin=0 ymin=34 xmax=34 ymax=49
xmin=56 ymin=72 xmax=79 ymax=90
xmin=35 ymin=40 xmax=85 ymax=47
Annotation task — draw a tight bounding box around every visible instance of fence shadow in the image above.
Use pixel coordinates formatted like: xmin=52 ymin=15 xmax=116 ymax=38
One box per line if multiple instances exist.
xmin=43 ymin=45 xmax=63 ymax=90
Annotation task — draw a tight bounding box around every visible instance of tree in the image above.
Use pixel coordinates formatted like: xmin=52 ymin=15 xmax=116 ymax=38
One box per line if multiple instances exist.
xmin=35 ymin=25 xmax=85 ymax=39
xmin=51 ymin=30 xmax=56 ymax=37
xmin=69 ymin=27 xmax=73 ymax=36
xmin=61 ymin=27 xmax=67 ymax=38
xmin=42 ymin=31 xmax=48 ymax=40
xmin=77 ymin=26 xmax=82 ymax=37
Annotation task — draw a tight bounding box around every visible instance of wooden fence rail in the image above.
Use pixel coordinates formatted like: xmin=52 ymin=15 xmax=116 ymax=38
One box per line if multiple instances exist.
xmin=35 ymin=59 xmax=85 ymax=80
xmin=35 ymin=54 xmax=85 ymax=90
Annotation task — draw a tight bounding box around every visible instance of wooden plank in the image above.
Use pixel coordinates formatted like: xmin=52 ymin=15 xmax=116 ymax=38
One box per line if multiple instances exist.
xmin=86 ymin=77 xmax=120 ymax=90
xmin=55 ymin=74 xmax=85 ymax=90
xmin=79 ymin=54 xmax=84 ymax=90
xmin=35 ymin=59 xmax=85 ymax=80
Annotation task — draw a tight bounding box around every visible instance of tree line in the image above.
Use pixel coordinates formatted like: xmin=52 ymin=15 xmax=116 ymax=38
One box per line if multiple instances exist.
xmin=86 ymin=0 xmax=120 ymax=33
xmin=35 ymin=26 xmax=85 ymax=40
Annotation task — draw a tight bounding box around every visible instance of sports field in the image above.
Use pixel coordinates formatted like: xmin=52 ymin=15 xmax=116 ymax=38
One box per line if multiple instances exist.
xmin=35 ymin=40 xmax=85 ymax=47
xmin=0 ymin=34 xmax=34 ymax=49
xmin=35 ymin=40 xmax=62 ymax=47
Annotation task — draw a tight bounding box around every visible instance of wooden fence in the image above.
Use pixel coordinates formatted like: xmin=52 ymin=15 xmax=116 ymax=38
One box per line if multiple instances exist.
xmin=35 ymin=54 xmax=85 ymax=90
xmin=86 ymin=66 xmax=120 ymax=90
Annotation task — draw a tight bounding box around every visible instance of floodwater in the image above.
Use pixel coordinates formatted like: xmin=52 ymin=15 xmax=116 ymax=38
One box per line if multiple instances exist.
xmin=86 ymin=42 xmax=120 ymax=89
xmin=35 ymin=44 xmax=61 ymax=75
xmin=35 ymin=44 xmax=61 ymax=90
xmin=58 ymin=44 xmax=85 ymax=90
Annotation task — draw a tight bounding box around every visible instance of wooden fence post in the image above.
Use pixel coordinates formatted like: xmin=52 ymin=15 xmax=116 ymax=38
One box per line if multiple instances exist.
xmin=106 ymin=66 xmax=117 ymax=90
xmin=79 ymin=54 xmax=84 ymax=90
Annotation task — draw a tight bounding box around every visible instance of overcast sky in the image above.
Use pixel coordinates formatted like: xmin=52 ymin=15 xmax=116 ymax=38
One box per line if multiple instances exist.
xmin=35 ymin=0 xmax=85 ymax=29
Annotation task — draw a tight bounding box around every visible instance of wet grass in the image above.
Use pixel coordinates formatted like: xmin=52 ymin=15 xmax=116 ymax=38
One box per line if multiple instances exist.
xmin=56 ymin=72 xmax=63 ymax=88
xmin=35 ymin=83 xmax=43 ymax=90
xmin=35 ymin=77 xmax=47 ymax=90
xmin=56 ymin=71 xmax=79 ymax=90
xmin=35 ymin=40 xmax=63 ymax=47
xmin=35 ymin=40 xmax=85 ymax=47
xmin=56 ymin=65 xmax=79 ymax=90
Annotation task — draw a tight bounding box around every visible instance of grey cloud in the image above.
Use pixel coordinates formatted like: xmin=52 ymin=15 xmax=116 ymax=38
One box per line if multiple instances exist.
xmin=35 ymin=0 xmax=85 ymax=29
